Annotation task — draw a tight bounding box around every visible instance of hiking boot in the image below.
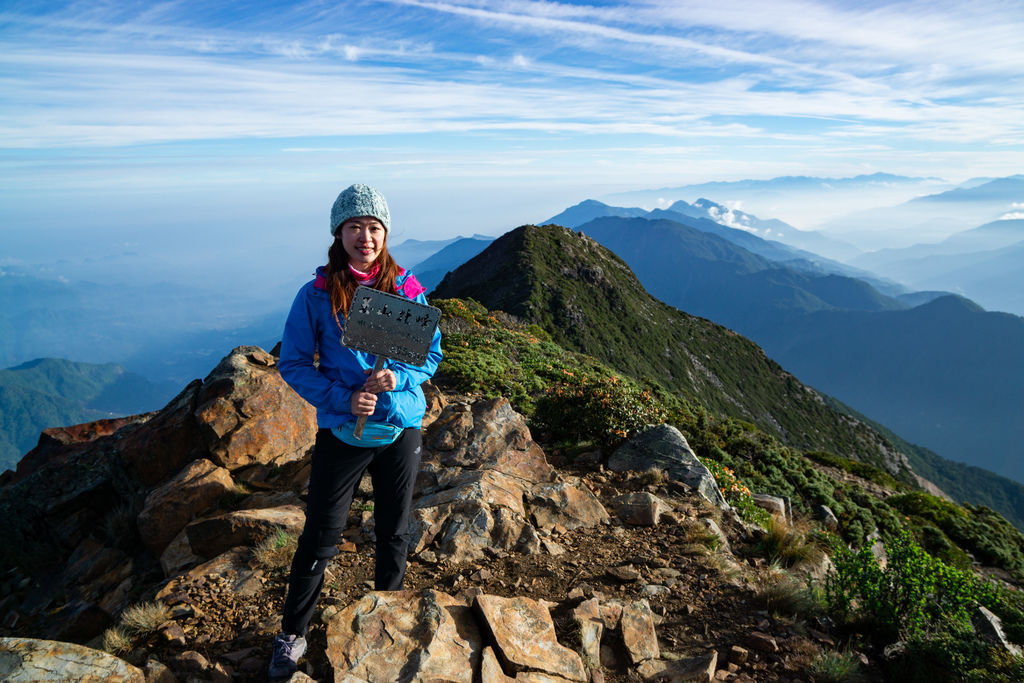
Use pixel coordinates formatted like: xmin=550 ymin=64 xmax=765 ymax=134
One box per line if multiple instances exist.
xmin=268 ymin=633 xmax=307 ymax=679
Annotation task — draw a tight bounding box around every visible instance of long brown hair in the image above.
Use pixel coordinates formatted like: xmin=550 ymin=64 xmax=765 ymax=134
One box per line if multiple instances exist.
xmin=324 ymin=235 xmax=402 ymax=326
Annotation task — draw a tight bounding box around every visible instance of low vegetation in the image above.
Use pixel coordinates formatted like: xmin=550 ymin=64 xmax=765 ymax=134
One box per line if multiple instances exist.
xmin=101 ymin=601 xmax=170 ymax=655
xmin=252 ymin=529 xmax=299 ymax=570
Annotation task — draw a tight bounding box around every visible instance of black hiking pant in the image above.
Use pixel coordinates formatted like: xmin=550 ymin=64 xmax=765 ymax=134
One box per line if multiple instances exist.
xmin=280 ymin=427 xmax=422 ymax=636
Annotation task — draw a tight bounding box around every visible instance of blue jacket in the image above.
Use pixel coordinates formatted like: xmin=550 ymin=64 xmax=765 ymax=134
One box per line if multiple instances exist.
xmin=278 ymin=266 xmax=442 ymax=430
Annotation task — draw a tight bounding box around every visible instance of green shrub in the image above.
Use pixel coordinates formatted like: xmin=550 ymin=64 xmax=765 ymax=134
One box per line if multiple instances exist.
xmin=532 ymin=373 xmax=668 ymax=449
xmin=825 ymin=530 xmax=1002 ymax=640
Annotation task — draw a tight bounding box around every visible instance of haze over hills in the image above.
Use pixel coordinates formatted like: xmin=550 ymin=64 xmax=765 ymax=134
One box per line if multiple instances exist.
xmin=822 ymin=176 xmax=1024 ymax=249
xmin=850 ymin=219 xmax=1024 ymax=316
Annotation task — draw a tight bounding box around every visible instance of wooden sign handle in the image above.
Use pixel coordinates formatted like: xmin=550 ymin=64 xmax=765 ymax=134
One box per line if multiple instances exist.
xmin=353 ymin=356 xmax=387 ymax=439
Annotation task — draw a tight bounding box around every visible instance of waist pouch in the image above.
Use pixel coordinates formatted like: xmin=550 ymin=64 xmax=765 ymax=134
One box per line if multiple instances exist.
xmin=332 ymin=421 xmax=403 ymax=448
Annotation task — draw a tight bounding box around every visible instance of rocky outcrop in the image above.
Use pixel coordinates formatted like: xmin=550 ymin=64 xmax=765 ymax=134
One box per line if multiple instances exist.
xmin=608 ymin=426 xmax=728 ymax=510
xmin=194 ymin=347 xmax=315 ymax=471
xmin=324 ymin=589 xmax=705 ymax=682
xmin=0 ymin=345 xmax=318 ymax=643
xmin=327 ymin=590 xmax=480 ymax=681
xmin=137 ymin=459 xmax=235 ymax=555
xmin=412 ymin=398 xmax=608 ymax=564
xmin=476 ymin=594 xmax=586 ymax=681
xmin=0 ymin=637 xmax=143 ymax=682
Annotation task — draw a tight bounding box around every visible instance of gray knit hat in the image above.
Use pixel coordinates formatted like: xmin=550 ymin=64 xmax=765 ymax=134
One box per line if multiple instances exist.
xmin=330 ymin=183 xmax=391 ymax=236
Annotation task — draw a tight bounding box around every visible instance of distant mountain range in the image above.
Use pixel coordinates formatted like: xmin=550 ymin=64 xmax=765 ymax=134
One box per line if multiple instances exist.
xmin=410 ymin=237 xmax=494 ymax=291
xmin=851 ymin=219 xmax=1024 ymax=316
xmin=823 ymin=176 xmax=1024 ymax=248
xmin=600 ymin=172 xmax=951 ymax=234
xmin=0 ymin=358 xmax=176 ymax=472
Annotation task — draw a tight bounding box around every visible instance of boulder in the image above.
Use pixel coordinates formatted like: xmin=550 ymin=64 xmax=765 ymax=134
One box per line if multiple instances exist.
xmin=609 ymin=426 xmax=728 ymax=510
xmin=183 ymin=505 xmax=304 ymax=559
xmin=0 ymin=637 xmax=143 ymax=682
xmin=427 ymin=398 xmax=554 ymax=483
xmin=529 ymin=480 xmax=609 ymax=531
xmin=475 ymin=594 xmax=587 ymax=681
xmin=751 ymin=494 xmax=787 ymax=521
xmin=137 ymin=459 xmax=235 ymax=555
xmin=973 ymin=606 xmax=1022 ymax=656
xmin=636 ymin=651 xmax=717 ymax=682
xmin=412 ymin=398 xmax=603 ymax=564
xmin=620 ymin=600 xmax=659 ymax=665
xmin=194 ymin=347 xmax=316 ymax=471
xmin=814 ymin=505 xmax=839 ymax=532
xmin=326 ymin=589 xmax=481 ymax=682
xmin=572 ymin=598 xmax=604 ymax=669
xmin=612 ymin=492 xmax=669 ymax=526
xmin=119 ymin=381 xmax=205 ymax=486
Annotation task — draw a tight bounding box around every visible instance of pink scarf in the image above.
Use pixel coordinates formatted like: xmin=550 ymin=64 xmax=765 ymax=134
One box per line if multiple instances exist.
xmin=348 ymin=262 xmax=380 ymax=286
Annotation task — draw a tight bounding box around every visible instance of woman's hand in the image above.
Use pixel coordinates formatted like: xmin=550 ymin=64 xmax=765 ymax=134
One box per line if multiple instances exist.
xmin=362 ymin=368 xmax=396 ymax=394
xmin=350 ymin=390 xmax=378 ymax=416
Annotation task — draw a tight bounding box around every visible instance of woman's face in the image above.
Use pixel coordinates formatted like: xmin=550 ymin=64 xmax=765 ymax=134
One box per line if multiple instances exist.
xmin=338 ymin=216 xmax=386 ymax=271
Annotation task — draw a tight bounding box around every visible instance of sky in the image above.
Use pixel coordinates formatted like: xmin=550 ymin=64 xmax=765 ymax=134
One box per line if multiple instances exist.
xmin=2 ymin=0 xmax=1023 ymax=266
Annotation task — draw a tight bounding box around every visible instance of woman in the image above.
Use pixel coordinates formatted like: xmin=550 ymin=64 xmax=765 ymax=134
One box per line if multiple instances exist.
xmin=269 ymin=183 xmax=442 ymax=679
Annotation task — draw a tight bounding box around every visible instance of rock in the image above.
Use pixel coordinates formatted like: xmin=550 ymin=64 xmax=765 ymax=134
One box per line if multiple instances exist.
xmin=728 ymin=646 xmax=748 ymax=665
xmin=529 ymin=480 xmax=610 ymax=531
xmin=137 ymin=459 xmax=235 ymax=555
xmin=169 ymin=650 xmax=210 ymax=674
xmin=542 ymin=538 xmax=566 ymax=556
xmin=814 ymin=505 xmax=838 ymax=532
xmin=642 ymin=585 xmax=671 ymax=598
xmin=120 ymin=382 xmax=206 ymax=486
xmin=475 ymin=594 xmax=587 ymax=681
xmin=195 ymin=346 xmax=316 ymax=471
xmin=481 ymin=645 xmax=516 ymax=682
xmin=609 ymin=426 xmax=728 ymax=510
xmin=701 ymin=518 xmax=731 ymax=554
xmin=143 ymin=656 xmax=177 ymax=683
xmin=973 ymin=606 xmax=1022 ymax=656
xmin=612 ymin=492 xmax=669 ymax=526
xmin=412 ymin=398 xmax=604 ymax=565
xmin=751 ymin=494 xmax=787 ymax=521
xmin=636 ymin=651 xmax=717 ymax=682
xmin=421 ymin=381 xmax=447 ymax=431
xmin=0 ymin=637 xmax=144 ymax=682
xmin=572 ymin=598 xmax=604 ymax=669
xmin=607 ymin=566 xmax=641 ymax=583
xmin=46 ymin=598 xmax=113 ymax=642
xmin=326 ymin=589 xmax=481 ymax=682
xmin=183 ymin=505 xmax=305 ymax=559
xmin=155 ymin=547 xmax=263 ymax=601
xmin=743 ymin=632 xmax=778 ymax=653
xmin=159 ymin=530 xmax=202 ymax=577
xmin=620 ymin=600 xmax=659 ymax=665
xmin=426 ymin=398 xmax=554 ymax=483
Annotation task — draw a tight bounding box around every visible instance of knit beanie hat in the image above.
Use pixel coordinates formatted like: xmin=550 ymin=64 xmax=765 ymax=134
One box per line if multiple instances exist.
xmin=330 ymin=183 xmax=391 ymax=236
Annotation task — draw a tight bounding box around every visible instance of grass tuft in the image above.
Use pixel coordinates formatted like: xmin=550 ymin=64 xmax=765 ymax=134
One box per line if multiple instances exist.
xmin=101 ymin=625 xmax=133 ymax=655
xmin=809 ymin=650 xmax=864 ymax=683
xmin=761 ymin=514 xmax=824 ymax=568
xmin=119 ymin=601 xmax=170 ymax=636
xmin=252 ymin=529 xmax=298 ymax=570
